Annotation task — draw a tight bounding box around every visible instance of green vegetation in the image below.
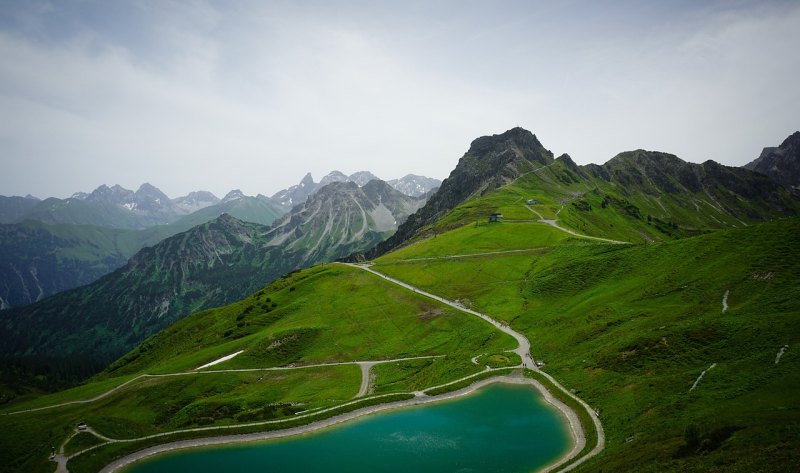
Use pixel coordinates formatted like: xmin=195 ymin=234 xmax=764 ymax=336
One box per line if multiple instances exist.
xmin=370 ymin=356 xmax=484 ymax=394
xmin=477 ymin=352 xmax=521 ymax=368
xmin=3 ymin=135 xmax=799 ymax=472
xmin=63 ymin=432 xmax=104 ymax=457
xmin=424 ymin=368 xmax=516 ymax=396
xmin=375 ymin=218 xmax=800 ymax=472
xmin=525 ymin=370 xmax=598 ymax=470
xmin=379 ymin=219 xmax=569 ymax=262
xmin=66 ymin=392 xmax=416 ymax=473
xmin=395 ymin=158 xmax=797 ymax=250
xmin=0 ymin=264 xmax=514 ymax=473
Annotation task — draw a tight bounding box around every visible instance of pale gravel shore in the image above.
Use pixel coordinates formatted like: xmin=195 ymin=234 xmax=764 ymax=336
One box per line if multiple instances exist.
xmin=99 ymin=375 xmax=585 ymax=473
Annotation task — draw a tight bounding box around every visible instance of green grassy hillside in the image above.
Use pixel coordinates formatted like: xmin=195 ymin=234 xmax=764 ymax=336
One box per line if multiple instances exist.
xmin=0 ymin=264 xmax=514 ymax=473
xmin=402 ymin=157 xmax=797 ymax=249
xmin=373 ymin=218 xmax=800 ymax=472
xmin=3 ymin=128 xmax=798 ymax=473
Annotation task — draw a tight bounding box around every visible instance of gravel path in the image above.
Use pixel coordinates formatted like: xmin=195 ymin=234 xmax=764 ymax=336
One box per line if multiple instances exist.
xmin=9 ymin=356 xmax=441 ymax=416
xmin=690 ymin=363 xmax=717 ymax=392
xmin=524 ymin=205 xmax=628 ymax=244
xmin=356 ymin=362 xmax=376 ymax=397
xmin=43 ymin=258 xmax=607 ymax=473
xmin=775 ymin=345 xmax=789 ymax=364
xmin=195 ymin=350 xmax=244 ymax=370
xmin=345 ymin=262 xmax=605 ymax=471
xmin=722 ymin=290 xmax=730 ymax=313
xmin=344 ymin=263 xmax=535 ymax=370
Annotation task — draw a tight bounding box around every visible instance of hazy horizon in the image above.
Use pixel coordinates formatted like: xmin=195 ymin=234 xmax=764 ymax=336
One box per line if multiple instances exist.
xmin=2 ymin=0 xmax=799 ymax=199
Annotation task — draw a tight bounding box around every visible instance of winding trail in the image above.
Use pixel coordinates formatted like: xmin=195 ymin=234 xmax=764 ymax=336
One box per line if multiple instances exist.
xmin=722 ymin=290 xmax=730 ymax=313
xmin=390 ymin=247 xmax=547 ymax=263
xmin=343 ymin=263 xmax=534 ymax=370
xmin=525 ymin=205 xmax=628 ymax=244
xmin=28 ymin=259 xmax=606 ymax=473
xmin=344 ymin=262 xmax=605 ymax=471
xmin=6 ymin=356 xmax=442 ymax=416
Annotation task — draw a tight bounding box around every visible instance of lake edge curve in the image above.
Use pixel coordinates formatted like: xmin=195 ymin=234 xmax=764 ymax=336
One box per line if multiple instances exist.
xmin=100 ymin=375 xmax=583 ymax=473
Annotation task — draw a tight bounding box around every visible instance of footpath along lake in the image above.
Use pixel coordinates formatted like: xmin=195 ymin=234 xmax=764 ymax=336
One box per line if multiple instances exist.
xmin=124 ymin=383 xmax=571 ymax=473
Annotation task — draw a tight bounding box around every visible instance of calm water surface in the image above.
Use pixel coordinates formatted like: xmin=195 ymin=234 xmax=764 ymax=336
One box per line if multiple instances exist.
xmin=126 ymin=384 xmax=570 ymax=473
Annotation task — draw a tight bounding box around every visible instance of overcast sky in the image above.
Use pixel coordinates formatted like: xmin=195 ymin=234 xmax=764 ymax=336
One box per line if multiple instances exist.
xmin=1 ymin=0 xmax=798 ymax=199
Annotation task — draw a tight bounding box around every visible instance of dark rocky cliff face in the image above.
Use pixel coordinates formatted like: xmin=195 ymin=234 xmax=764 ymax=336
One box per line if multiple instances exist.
xmin=744 ymin=131 xmax=800 ymax=190
xmin=587 ymin=149 xmax=797 ymax=219
xmin=360 ymin=128 xmax=553 ymax=259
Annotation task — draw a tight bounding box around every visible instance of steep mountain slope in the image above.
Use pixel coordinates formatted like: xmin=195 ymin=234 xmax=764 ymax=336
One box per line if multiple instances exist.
xmin=744 ymin=131 xmax=800 ymax=190
xmin=0 ymin=222 xmax=137 ymax=309
xmin=0 ymin=180 xmax=426 ymax=371
xmin=0 ymin=196 xmax=286 ymax=309
xmin=363 ymin=128 xmax=799 ymax=257
xmin=0 ymin=195 xmax=40 ymax=223
xmin=1 ymin=215 xmax=274 ymax=364
xmin=268 ymin=171 xmax=351 ymax=211
xmin=266 ymin=180 xmax=424 ymax=262
xmin=270 ymin=173 xmax=317 ymax=209
xmin=362 ymin=127 xmax=555 ymax=258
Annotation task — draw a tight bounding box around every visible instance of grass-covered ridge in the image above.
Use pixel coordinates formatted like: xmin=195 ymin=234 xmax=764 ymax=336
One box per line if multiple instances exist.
xmin=374 ymin=218 xmax=800 ymax=472
xmin=0 ymin=264 xmax=515 ymax=473
xmin=395 ymin=157 xmax=797 ymax=250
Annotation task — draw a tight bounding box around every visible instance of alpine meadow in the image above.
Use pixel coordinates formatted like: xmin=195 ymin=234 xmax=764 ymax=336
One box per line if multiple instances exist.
xmin=1 ymin=127 xmax=798 ymax=473
xmin=2 ymin=2 xmax=799 ymax=472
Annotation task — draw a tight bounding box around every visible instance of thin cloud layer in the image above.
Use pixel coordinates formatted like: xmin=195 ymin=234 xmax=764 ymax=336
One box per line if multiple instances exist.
xmin=1 ymin=1 xmax=798 ymax=198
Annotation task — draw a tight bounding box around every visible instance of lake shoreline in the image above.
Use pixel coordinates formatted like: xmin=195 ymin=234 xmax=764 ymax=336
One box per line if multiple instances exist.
xmin=100 ymin=374 xmax=584 ymax=473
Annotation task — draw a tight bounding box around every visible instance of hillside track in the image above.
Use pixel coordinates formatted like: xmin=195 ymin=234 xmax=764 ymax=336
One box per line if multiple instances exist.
xmin=345 ymin=262 xmax=606 ymax=472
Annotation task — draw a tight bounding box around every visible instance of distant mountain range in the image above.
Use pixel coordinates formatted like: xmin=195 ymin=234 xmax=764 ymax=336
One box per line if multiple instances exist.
xmin=0 ymin=192 xmax=284 ymax=309
xmin=0 ymin=183 xmax=283 ymax=230
xmin=0 ymin=173 xmax=440 ymax=308
xmin=0 ymin=179 xmax=426 ymax=370
xmin=1 ymin=172 xmax=441 ymax=228
xmin=269 ymin=171 xmax=440 ymax=210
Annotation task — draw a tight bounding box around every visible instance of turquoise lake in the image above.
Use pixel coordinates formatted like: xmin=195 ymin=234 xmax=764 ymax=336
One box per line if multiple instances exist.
xmin=125 ymin=383 xmax=570 ymax=473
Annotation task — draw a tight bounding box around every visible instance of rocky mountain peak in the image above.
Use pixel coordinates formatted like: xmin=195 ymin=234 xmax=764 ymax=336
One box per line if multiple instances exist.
xmin=743 ymin=131 xmax=800 ymax=190
xmin=387 ymin=174 xmax=441 ymax=198
xmin=319 ymin=170 xmax=350 ymax=186
xmin=467 ymin=127 xmax=546 ymax=159
xmin=299 ymin=173 xmax=315 ymax=187
xmin=363 ymin=127 xmax=554 ymax=259
xmin=349 ymin=171 xmax=381 ymax=186
xmin=222 ymin=189 xmax=246 ymax=203
xmin=87 ymin=184 xmax=134 ymax=203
